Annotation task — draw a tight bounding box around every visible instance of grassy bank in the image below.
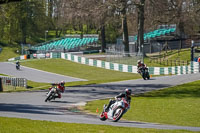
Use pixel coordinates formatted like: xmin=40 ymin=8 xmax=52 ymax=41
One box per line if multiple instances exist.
xmin=0 ymin=47 xmax=20 ymax=62
xmin=0 ymin=117 xmax=196 ymax=133
xmin=84 ymin=80 xmax=200 ymax=127
xmin=145 ymin=49 xmax=191 ymax=67
xmin=21 ymin=59 xmax=141 ymax=86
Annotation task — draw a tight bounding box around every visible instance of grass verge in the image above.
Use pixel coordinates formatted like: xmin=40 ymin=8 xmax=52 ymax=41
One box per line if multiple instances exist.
xmin=0 ymin=117 xmax=196 ymax=133
xmin=84 ymin=80 xmax=200 ymax=127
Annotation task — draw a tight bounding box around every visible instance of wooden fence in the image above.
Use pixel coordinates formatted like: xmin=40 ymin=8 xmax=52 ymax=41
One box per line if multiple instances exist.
xmin=0 ymin=76 xmax=27 ymax=90
xmin=149 ymin=58 xmax=189 ymax=66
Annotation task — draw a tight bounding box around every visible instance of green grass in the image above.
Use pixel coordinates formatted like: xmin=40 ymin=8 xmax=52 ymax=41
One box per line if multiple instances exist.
xmin=168 ymin=49 xmax=191 ymax=61
xmin=21 ymin=59 xmax=140 ymax=86
xmin=0 ymin=73 xmax=9 ymax=76
xmin=144 ymin=57 xmax=167 ymax=67
xmin=0 ymin=117 xmax=197 ymax=133
xmin=0 ymin=47 xmax=20 ymax=62
xmin=84 ymin=80 xmax=200 ymax=127
xmin=145 ymin=49 xmax=191 ymax=67
xmin=26 ymin=80 xmax=50 ymax=89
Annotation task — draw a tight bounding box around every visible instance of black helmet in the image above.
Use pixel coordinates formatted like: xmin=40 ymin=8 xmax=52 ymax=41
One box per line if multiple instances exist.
xmin=125 ymin=88 xmax=132 ymax=96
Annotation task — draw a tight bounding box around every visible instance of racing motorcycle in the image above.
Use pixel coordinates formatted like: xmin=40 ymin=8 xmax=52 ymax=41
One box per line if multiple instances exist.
xmin=16 ymin=63 xmax=20 ymax=70
xmin=138 ymin=66 xmax=150 ymax=80
xmin=45 ymin=85 xmax=58 ymax=102
xmin=99 ymin=98 xmax=130 ymax=122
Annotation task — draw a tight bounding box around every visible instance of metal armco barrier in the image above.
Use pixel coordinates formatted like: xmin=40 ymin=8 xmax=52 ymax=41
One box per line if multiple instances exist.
xmin=0 ymin=76 xmax=27 ymax=88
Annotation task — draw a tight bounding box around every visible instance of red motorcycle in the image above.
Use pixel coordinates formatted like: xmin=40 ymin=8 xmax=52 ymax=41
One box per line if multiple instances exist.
xmin=45 ymin=83 xmax=60 ymax=102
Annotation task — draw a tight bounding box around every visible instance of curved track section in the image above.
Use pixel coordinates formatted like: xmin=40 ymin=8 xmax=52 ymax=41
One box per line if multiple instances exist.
xmin=0 ymin=62 xmax=87 ymax=83
xmin=0 ymin=62 xmax=200 ymax=131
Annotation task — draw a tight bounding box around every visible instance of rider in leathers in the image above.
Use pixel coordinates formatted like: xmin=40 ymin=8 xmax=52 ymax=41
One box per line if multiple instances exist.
xmin=137 ymin=60 xmax=147 ymax=73
xmin=16 ymin=60 xmax=20 ymax=69
xmin=49 ymin=81 xmax=65 ymax=99
xmin=105 ymin=88 xmax=132 ymax=112
xmin=56 ymin=81 xmax=65 ymax=98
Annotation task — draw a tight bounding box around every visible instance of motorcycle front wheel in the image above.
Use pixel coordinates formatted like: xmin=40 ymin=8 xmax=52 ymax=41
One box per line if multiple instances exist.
xmin=45 ymin=92 xmax=52 ymax=102
xmin=99 ymin=112 xmax=107 ymax=121
xmin=112 ymin=107 xmax=124 ymax=122
xmin=142 ymin=72 xmax=146 ymax=80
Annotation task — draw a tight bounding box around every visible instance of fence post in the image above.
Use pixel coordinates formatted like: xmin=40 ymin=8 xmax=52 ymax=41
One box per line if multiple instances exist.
xmin=0 ymin=78 xmax=3 ymax=92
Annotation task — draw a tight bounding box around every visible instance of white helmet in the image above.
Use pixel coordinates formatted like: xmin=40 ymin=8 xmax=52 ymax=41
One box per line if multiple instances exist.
xmin=125 ymin=88 xmax=132 ymax=96
xmin=60 ymin=81 xmax=65 ymax=86
xmin=137 ymin=60 xmax=141 ymax=64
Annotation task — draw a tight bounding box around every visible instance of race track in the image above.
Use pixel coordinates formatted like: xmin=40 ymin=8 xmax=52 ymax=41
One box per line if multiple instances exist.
xmin=0 ymin=62 xmax=200 ymax=131
xmin=0 ymin=62 xmax=87 ymax=83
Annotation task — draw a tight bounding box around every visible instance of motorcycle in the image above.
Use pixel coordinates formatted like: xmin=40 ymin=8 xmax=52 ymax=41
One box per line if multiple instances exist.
xmin=45 ymin=85 xmax=58 ymax=102
xmin=99 ymin=98 xmax=130 ymax=122
xmin=16 ymin=64 xmax=20 ymax=70
xmin=138 ymin=66 xmax=150 ymax=80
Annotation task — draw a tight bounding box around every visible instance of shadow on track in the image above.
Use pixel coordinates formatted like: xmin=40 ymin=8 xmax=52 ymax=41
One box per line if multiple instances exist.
xmin=67 ymin=84 xmax=171 ymax=95
xmin=0 ymin=103 xmax=62 ymax=115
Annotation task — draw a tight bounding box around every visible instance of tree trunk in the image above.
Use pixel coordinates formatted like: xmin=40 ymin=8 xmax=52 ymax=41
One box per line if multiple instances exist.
xmin=48 ymin=0 xmax=53 ymax=18
xmin=137 ymin=0 xmax=145 ymax=55
xmin=101 ymin=25 xmax=106 ymax=53
xmin=121 ymin=1 xmax=129 ymax=53
xmin=178 ymin=21 xmax=184 ymax=49
xmin=58 ymin=29 xmax=62 ymax=37
xmin=122 ymin=14 xmax=129 ymax=53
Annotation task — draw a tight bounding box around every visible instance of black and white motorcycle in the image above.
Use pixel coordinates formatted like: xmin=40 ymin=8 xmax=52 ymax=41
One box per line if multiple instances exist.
xmin=99 ymin=98 xmax=130 ymax=122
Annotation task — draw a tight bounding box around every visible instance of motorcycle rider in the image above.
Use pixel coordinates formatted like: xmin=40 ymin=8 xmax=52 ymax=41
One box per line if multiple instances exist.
xmin=105 ymin=88 xmax=132 ymax=112
xmin=16 ymin=60 xmax=20 ymax=70
xmin=53 ymin=81 xmax=65 ymax=99
xmin=137 ymin=60 xmax=147 ymax=73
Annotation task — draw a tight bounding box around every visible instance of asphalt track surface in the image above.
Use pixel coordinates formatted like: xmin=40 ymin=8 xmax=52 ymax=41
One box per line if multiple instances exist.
xmin=0 ymin=62 xmax=200 ymax=131
xmin=0 ymin=62 xmax=87 ymax=83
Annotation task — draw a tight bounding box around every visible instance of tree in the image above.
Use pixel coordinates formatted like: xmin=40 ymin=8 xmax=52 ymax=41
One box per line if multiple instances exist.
xmin=0 ymin=0 xmax=50 ymax=45
xmin=0 ymin=0 xmax=22 ymax=4
xmin=147 ymin=0 xmax=200 ymax=46
xmin=134 ymin=0 xmax=145 ymax=53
